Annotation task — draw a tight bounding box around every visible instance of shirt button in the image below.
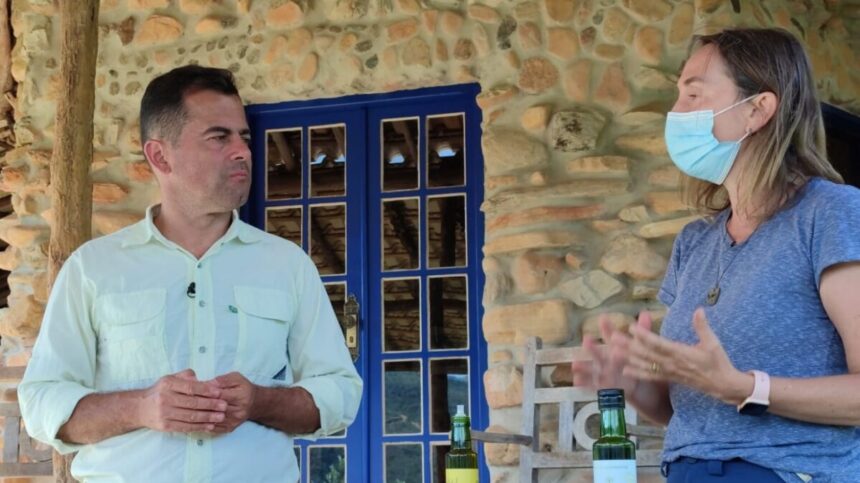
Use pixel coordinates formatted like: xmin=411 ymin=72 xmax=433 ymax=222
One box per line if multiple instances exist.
xmin=228 ymin=305 xmax=238 ymax=314
xmin=199 ymin=300 xmax=206 ymax=308
xmin=197 ymin=262 xmax=203 ymax=269
xmin=197 ymin=439 xmax=204 ymax=446
xmin=198 ymin=346 xmax=207 ymax=354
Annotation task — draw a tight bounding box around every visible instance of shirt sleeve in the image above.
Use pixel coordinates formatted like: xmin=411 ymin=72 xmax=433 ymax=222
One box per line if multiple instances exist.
xmin=810 ymin=184 xmax=860 ymax=289
xmin=286 ymin=255 xmax=363 ymax=440
xmin=18 ymin=251 xmax=97 ymax=454
xmin=658 ymin=230 xmax=684 ymax=307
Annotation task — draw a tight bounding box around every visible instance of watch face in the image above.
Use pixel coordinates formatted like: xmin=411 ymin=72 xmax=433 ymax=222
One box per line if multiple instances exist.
xmin=739 ymin=403 xmax=768 ymax=416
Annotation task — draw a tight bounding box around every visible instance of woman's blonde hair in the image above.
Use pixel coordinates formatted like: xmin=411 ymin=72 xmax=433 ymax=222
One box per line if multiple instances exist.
xmin=684 ymin=28 xmax=843 ymax=220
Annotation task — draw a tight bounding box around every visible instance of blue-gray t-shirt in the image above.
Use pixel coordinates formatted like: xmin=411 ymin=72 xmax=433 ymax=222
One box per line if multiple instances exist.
xmin=658 ymin=178 xmax=860 ymax=483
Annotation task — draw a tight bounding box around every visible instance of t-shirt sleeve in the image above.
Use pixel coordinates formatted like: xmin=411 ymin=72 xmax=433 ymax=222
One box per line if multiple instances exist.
xmin=810 ymin=184 xmax=860 ymax=288
xmin=658 ymin=230 xmax=684 ymax=307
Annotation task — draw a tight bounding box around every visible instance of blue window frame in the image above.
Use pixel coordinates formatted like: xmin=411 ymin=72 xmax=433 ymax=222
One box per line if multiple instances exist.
xmin=244 ymin=84 xmax=487 ymax=483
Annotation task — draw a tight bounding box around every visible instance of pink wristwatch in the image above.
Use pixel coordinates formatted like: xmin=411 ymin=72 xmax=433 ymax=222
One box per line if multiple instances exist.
xmin=737 ymin=370 xmax=770 ymax=416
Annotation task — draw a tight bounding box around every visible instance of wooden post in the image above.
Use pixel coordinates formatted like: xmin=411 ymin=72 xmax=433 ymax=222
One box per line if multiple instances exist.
xmin=49 ymin=0 xmax=99 ymax=481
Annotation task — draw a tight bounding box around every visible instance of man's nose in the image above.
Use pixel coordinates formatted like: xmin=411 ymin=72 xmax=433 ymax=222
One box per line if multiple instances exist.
xmin=231 ymin=136 xmax=252 ymax=162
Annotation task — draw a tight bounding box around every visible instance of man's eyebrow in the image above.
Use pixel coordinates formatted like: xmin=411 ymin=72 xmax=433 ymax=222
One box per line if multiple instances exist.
xmin=203 ymin=126 xmax=231 ymax=135
xmin=202 ymin=126 xmax=251 ymax=137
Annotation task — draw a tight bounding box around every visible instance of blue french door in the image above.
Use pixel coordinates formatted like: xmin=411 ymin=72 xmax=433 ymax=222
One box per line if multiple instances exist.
xmin=245 ymin=85 xmax=488 ymax=483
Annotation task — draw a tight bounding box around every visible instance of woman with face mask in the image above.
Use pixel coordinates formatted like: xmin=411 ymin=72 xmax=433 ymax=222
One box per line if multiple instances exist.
xmin=572 ymin=28 xmax=860 ymax=483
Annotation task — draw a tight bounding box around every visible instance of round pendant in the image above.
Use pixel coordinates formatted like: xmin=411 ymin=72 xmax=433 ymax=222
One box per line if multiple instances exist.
xmin=707 ymin=286 xmax=720 ymax=305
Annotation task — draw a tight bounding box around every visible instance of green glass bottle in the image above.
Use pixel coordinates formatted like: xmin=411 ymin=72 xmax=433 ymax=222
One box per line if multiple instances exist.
xmin=445 ymin=405 xmax=478 ymax=483
xmin=592 ymin=388 xmax=637 ymax=483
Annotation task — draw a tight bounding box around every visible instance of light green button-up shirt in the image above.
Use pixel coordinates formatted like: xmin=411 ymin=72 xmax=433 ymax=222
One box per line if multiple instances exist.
xmin=19 ymin=206 xmax=362 ymax=482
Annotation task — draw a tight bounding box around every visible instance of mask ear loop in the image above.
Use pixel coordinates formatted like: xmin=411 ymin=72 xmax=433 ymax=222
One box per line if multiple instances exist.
xmin=736 ymin=127 xmax=753 ymax=144
xmin=714 ymin=93 xmax=760 ymax=117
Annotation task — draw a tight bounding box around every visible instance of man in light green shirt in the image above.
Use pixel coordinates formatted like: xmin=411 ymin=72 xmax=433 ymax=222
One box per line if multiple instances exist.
xmin=19 ymin=65 xmax=362 ymax=482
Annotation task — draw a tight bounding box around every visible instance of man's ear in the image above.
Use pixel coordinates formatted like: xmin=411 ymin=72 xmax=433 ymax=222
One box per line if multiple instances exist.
xmin=143 ymin=139 xmax=171 ymax=175
xmin=747 ymin=91 xmax=778 ymax=134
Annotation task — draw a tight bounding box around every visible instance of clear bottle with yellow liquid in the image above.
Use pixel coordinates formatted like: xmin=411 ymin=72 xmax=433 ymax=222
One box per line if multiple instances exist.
xmin=445 ymin=405 xmax=478 ymax=483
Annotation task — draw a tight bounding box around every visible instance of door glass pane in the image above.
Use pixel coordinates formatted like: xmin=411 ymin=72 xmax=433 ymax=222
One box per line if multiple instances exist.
xmin=310 ymin=203 xmax=346 ymax=275
xmin=294 ymin=447 xmax=301 ymax=474
xmin=427 ymin=195 xmax=466 ymax=268
xmin=383 ymin=278 xmax=421 ymax=352
xmin=266 ymin=128 xmax=302 ymax=200
xmin=427 ymin=114 xmax=465 ymax=187
xmin=382 ymin=198 xmax=420 ymax=271
xmin=310 ymin=124 xmax=346 ymax=197
xmin=431 ymin=444 xmax=451 ymax=483
xmin=429 ymin=358 xmax=469 ymax=433
xmin=308 ymin=446 xmax=346 ymax=483
xmin=384 ymin=360 xmax=422 ymax=434
xmin=382 ymin=118 xmax=419 ymax=192
xmin=428 ymin=276 xmax=468 ymax=350
xmin=324 ymin=283 xmax=346 ymax=326
xmin=384 ymin=443 xmax=423 ymax=483
xmin=265 ymin=207 xmax=302 ymax=247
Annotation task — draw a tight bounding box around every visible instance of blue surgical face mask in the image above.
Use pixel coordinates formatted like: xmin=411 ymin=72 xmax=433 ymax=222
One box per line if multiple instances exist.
xmin=664 ymin=94 xmax=757 ymax=185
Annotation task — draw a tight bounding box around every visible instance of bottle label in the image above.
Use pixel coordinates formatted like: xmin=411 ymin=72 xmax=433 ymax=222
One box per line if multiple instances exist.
xmin=445 ymin=468 xmax=478 ymax=483
xmin=593 ymin=459 xmax=637 ymax=483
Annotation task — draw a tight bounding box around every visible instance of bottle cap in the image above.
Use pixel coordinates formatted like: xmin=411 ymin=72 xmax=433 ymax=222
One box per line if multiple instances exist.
xmin=597 ymin=388 xmax=626 ymax=409
xmin=456 ymin=404 xmax=465 ymax=416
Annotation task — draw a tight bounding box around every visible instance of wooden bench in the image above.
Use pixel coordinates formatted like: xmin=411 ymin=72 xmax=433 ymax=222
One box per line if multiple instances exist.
xmin=0 ymin=366 xmax=53 ymax=478
xmin=473 ymin=337 xmax=665 ymax=482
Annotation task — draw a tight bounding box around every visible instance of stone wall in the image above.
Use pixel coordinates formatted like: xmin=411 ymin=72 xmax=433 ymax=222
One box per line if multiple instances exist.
xmin=0 ymin=0 xmax=858 ymax=481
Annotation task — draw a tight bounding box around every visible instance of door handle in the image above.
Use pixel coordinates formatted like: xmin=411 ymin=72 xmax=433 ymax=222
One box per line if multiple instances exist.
xmin=343 ymin=294 xmax=359 ymax=362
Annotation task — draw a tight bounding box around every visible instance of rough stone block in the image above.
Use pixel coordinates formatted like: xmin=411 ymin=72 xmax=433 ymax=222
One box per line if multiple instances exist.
xmin=488 ymin=204 xmax=605 ymax=232
xmin=547 ymin=28 xmax=578 ymax=60
xmin=402 ymin=37 xmax=431 ymax=67
xmin=483 ymin=299 xmax=572 ymax=344
xmin=580 ymin=312 xmax=636 ymax=341
xmin=267 ymin=2 xmax=303 ymax=27
xmin=622 ymin=0 xmax=672 ymax=21
xmin=387 ymin=18 xmax=419 ymax=42
xmin=477 ymin=85 xmax=519 ymax=111
xmin=615 ymin=131 xmax=667 ymax=156
xmin=469 ymin=4 xmax=500 ymax=23
xmin=484 ymin=231 xmax=580 ymax=255
xmin=136 ymin=15 xmax=183 ymax=45
xmin=618 ymin=205 xmax=650 ymax=223
xmin=93 ymin=183 xmax=129 ymax=204
xmin=511 ymin=251 xmax=565 ymax=294
xmin=634 ymin=26 xmax=663 ymax=64
xmin=482 ymin=128 xmax=548 ymax=176
xmin=638 ymin=215 xmax=701 ymax=238
xmin=520 ymin=105 xmax=550 ymax=132
xmin=484 ymin=365 xmax=523 ymax=408
xmin=518 ymin=57 xmax=559 ymax=94
xmin=547 ymin=108 xmax=607 ymax=153
xmin=600 ymin=234 xmax=667 ymax=280
xmin=647 ymin=191 xmax=689 ymax=215
xmin=559 ymin=270 xmax=623 ymax=309
xmin=595 ymin=63 xmax=630 ymax=112
xmin=563 ymin=59 xmax=592 ymax=102
xmin=93 ymin=211 xmax=143 ymax=236
xmin=566 ymin=155 xmax=629 ymax=176
xmin=545 ymin=0 xmax=575 ymax=22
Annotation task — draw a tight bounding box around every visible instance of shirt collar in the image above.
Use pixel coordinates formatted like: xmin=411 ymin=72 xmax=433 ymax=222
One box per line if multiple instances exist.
xmin=121 ymin=204 xmax=263 ymax=248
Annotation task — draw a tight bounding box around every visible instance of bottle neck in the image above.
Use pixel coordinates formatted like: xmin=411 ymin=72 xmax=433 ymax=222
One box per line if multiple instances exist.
xmin=451 ymin=422 xmax=472 ymax=450
xmin=599 ymin=407 xmax=627 ymax=437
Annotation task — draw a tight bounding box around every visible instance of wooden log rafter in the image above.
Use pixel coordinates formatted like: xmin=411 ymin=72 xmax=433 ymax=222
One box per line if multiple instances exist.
xmin=48 ymin=0 xmax=99 ymax=481
xmin=0 ymin=0 xmax=16 ymax=153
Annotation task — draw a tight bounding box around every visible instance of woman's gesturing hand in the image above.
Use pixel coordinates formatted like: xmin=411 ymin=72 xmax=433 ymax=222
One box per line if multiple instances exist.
xmin=571 ymin=311 xmax=655 ymax=396
xmin=624 ymin=307 xmax=752 ymax=405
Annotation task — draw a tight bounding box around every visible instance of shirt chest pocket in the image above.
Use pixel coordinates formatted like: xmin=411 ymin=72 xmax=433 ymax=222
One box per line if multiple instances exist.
xmin=94 ymin=289 xmax=171 ymax=385
xmin=233 ymin=286 xmax=291 ymax=384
